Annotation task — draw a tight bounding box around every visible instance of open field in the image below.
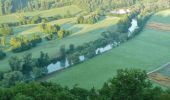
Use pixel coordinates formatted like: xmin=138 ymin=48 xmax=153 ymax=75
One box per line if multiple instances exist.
xmin=47 ymin=27 xmax=170 ymax=89
xmin=0 ymin=17 xmax=119 ymax=72
xmin=149 ymin=9 xmax=170 ymax=24
xmin=0 ymin=5 xmax=82 ymax=24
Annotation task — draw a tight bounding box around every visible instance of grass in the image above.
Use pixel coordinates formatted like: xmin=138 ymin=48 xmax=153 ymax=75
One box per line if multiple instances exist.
xmin=0 ymin=5 xmax=82 ymax=24
xmin=149 ymin=9 xmax=170 ymax=24
xmin=0 ymin=16 xmax=119 ymax=72
xmin=47 ymin=28 xmax=170 ymax=89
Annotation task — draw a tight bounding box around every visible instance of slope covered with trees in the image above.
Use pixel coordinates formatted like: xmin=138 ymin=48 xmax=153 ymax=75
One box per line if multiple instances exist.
xmin=0 ymin=0 xmax=72 ymax=15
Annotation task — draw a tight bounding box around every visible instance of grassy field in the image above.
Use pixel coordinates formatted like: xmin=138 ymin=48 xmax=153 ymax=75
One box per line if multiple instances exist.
xmin=0 ymin=16 xmax=119 ymax=71
xmin=47 ymin=27 xmax=170 ymax=89
xmin=149 ymin=9 xmax=170 ymax=24
xmin=0 ymin=5 xmax=82 ymax=24
xmin=44 ymin=9 xmax=170 ymax=90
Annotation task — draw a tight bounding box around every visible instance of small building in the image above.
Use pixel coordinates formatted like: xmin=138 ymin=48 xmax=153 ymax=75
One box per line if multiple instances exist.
xmin=110 ymin=9 xmax=131 ymax=15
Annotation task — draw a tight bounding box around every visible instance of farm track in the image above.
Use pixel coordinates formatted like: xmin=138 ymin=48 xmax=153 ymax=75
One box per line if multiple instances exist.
xmin=146 ymin=22 xmax=170 ymax=32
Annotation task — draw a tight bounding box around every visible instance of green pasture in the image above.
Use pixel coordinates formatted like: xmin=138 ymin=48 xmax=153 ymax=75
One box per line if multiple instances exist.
xmin=47 ymin=28 xmax=170 ymax=89
xmin=149 ymin=9 xmax=170 ymax=24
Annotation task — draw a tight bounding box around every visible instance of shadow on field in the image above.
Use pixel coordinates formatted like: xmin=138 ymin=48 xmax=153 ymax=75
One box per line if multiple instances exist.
xmin=13 ymin=24 xmax=37 ymax=35
xmin=150 ymin=14 xmax=170 ymax=24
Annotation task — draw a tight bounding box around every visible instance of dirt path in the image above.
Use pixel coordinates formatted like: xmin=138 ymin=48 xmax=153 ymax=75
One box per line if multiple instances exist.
xmin=149 ymin=72 xmax=170 ymax=88
xmin=146 ymin=22 xmax=170 ymax=32
xmin=147 ymin=62 xmax=170 ymax=88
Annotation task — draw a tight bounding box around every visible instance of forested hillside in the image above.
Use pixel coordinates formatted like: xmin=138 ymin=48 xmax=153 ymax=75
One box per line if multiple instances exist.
xmin=0 ymin=0 xmax=72 ymax=15
xmin=1 ymin=0 xmax=169 ymax=15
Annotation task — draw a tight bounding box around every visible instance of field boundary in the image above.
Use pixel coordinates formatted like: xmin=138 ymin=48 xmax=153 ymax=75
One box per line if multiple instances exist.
xmin=146 ymin=22 xmax=170 ymax=32
xmin=148 ymin=62 xmax=170 ymax=88
xmin=147 ymin=62 xmax=170 ymax=75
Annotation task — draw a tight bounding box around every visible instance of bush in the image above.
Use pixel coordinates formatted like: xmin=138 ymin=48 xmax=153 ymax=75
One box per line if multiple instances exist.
xmin=77 ymin=13 xmax=100 ymax=24
xmin=11 ymin=35 xmax=42 ymax=53
xmin=0 ymin=50 xmax=6 ymax=60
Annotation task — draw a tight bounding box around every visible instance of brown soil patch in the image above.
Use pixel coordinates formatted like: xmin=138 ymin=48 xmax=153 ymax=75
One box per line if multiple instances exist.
xmin=146 ymin=22 xmax=170 ymax=31
xmin=148 ymin=72 xmax=170 ymax=88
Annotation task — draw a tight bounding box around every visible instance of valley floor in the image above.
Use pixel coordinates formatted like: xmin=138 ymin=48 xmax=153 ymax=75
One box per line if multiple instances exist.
xmin=47 ymin=9 xmax=170 ymax=88
xmin=47 ymin=27 xmax=170 ymax=89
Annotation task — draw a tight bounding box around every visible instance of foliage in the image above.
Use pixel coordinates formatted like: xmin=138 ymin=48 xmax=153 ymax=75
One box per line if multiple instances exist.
xmin=0 ymin=0 xmax=72 ymax=15
xmin=0 ymin=24 xmax=13 ymax=36
xmin=0 ymin=69 xmax=170 ymax=100
xmin=0 ymin=50 xmax=6 ymax=60
xmin=39 ymin=23 xmax=70 ymax=40
xmin=10 ymin=34 xmax=42 ymax=53
xmin=77 ymin=13 xmax=100 ymax=24
xmin=0 ymin=52 xmax=50 ymax=87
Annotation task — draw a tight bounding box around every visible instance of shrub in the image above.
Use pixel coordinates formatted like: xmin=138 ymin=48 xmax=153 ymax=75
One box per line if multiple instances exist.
xmin=0 ymin=50 xmax=6 ymax=60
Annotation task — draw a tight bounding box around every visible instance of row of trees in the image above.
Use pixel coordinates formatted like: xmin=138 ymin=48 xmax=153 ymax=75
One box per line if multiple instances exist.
xmin=10 ymin=34 xmax=42 ymax=52
xmin=53 ymin=9 xmax=138 ymax=66
xmin=77 ymin=13 xmax=101 ymax=24
xmin=17 ymin=15 xmax=48 ymax=25
xmin=40 ymin=23 xmax=70 ymax=40
xmin=52 ymin=29 xmax=124 ymax=67
xmin=0 ymin=52 xmax=50 ymax=87
xmin=73 ymin=0 xmax=139 ymax=12
xmin=0 ymin=69 xmax=170 ymax=100
xmin=1 ymin=24 xmax=70 ymax=54
xmin=17 ymin=13 xmax=73 ymax=25
xmin=1 ymin=10 xmax=73 ymax=27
